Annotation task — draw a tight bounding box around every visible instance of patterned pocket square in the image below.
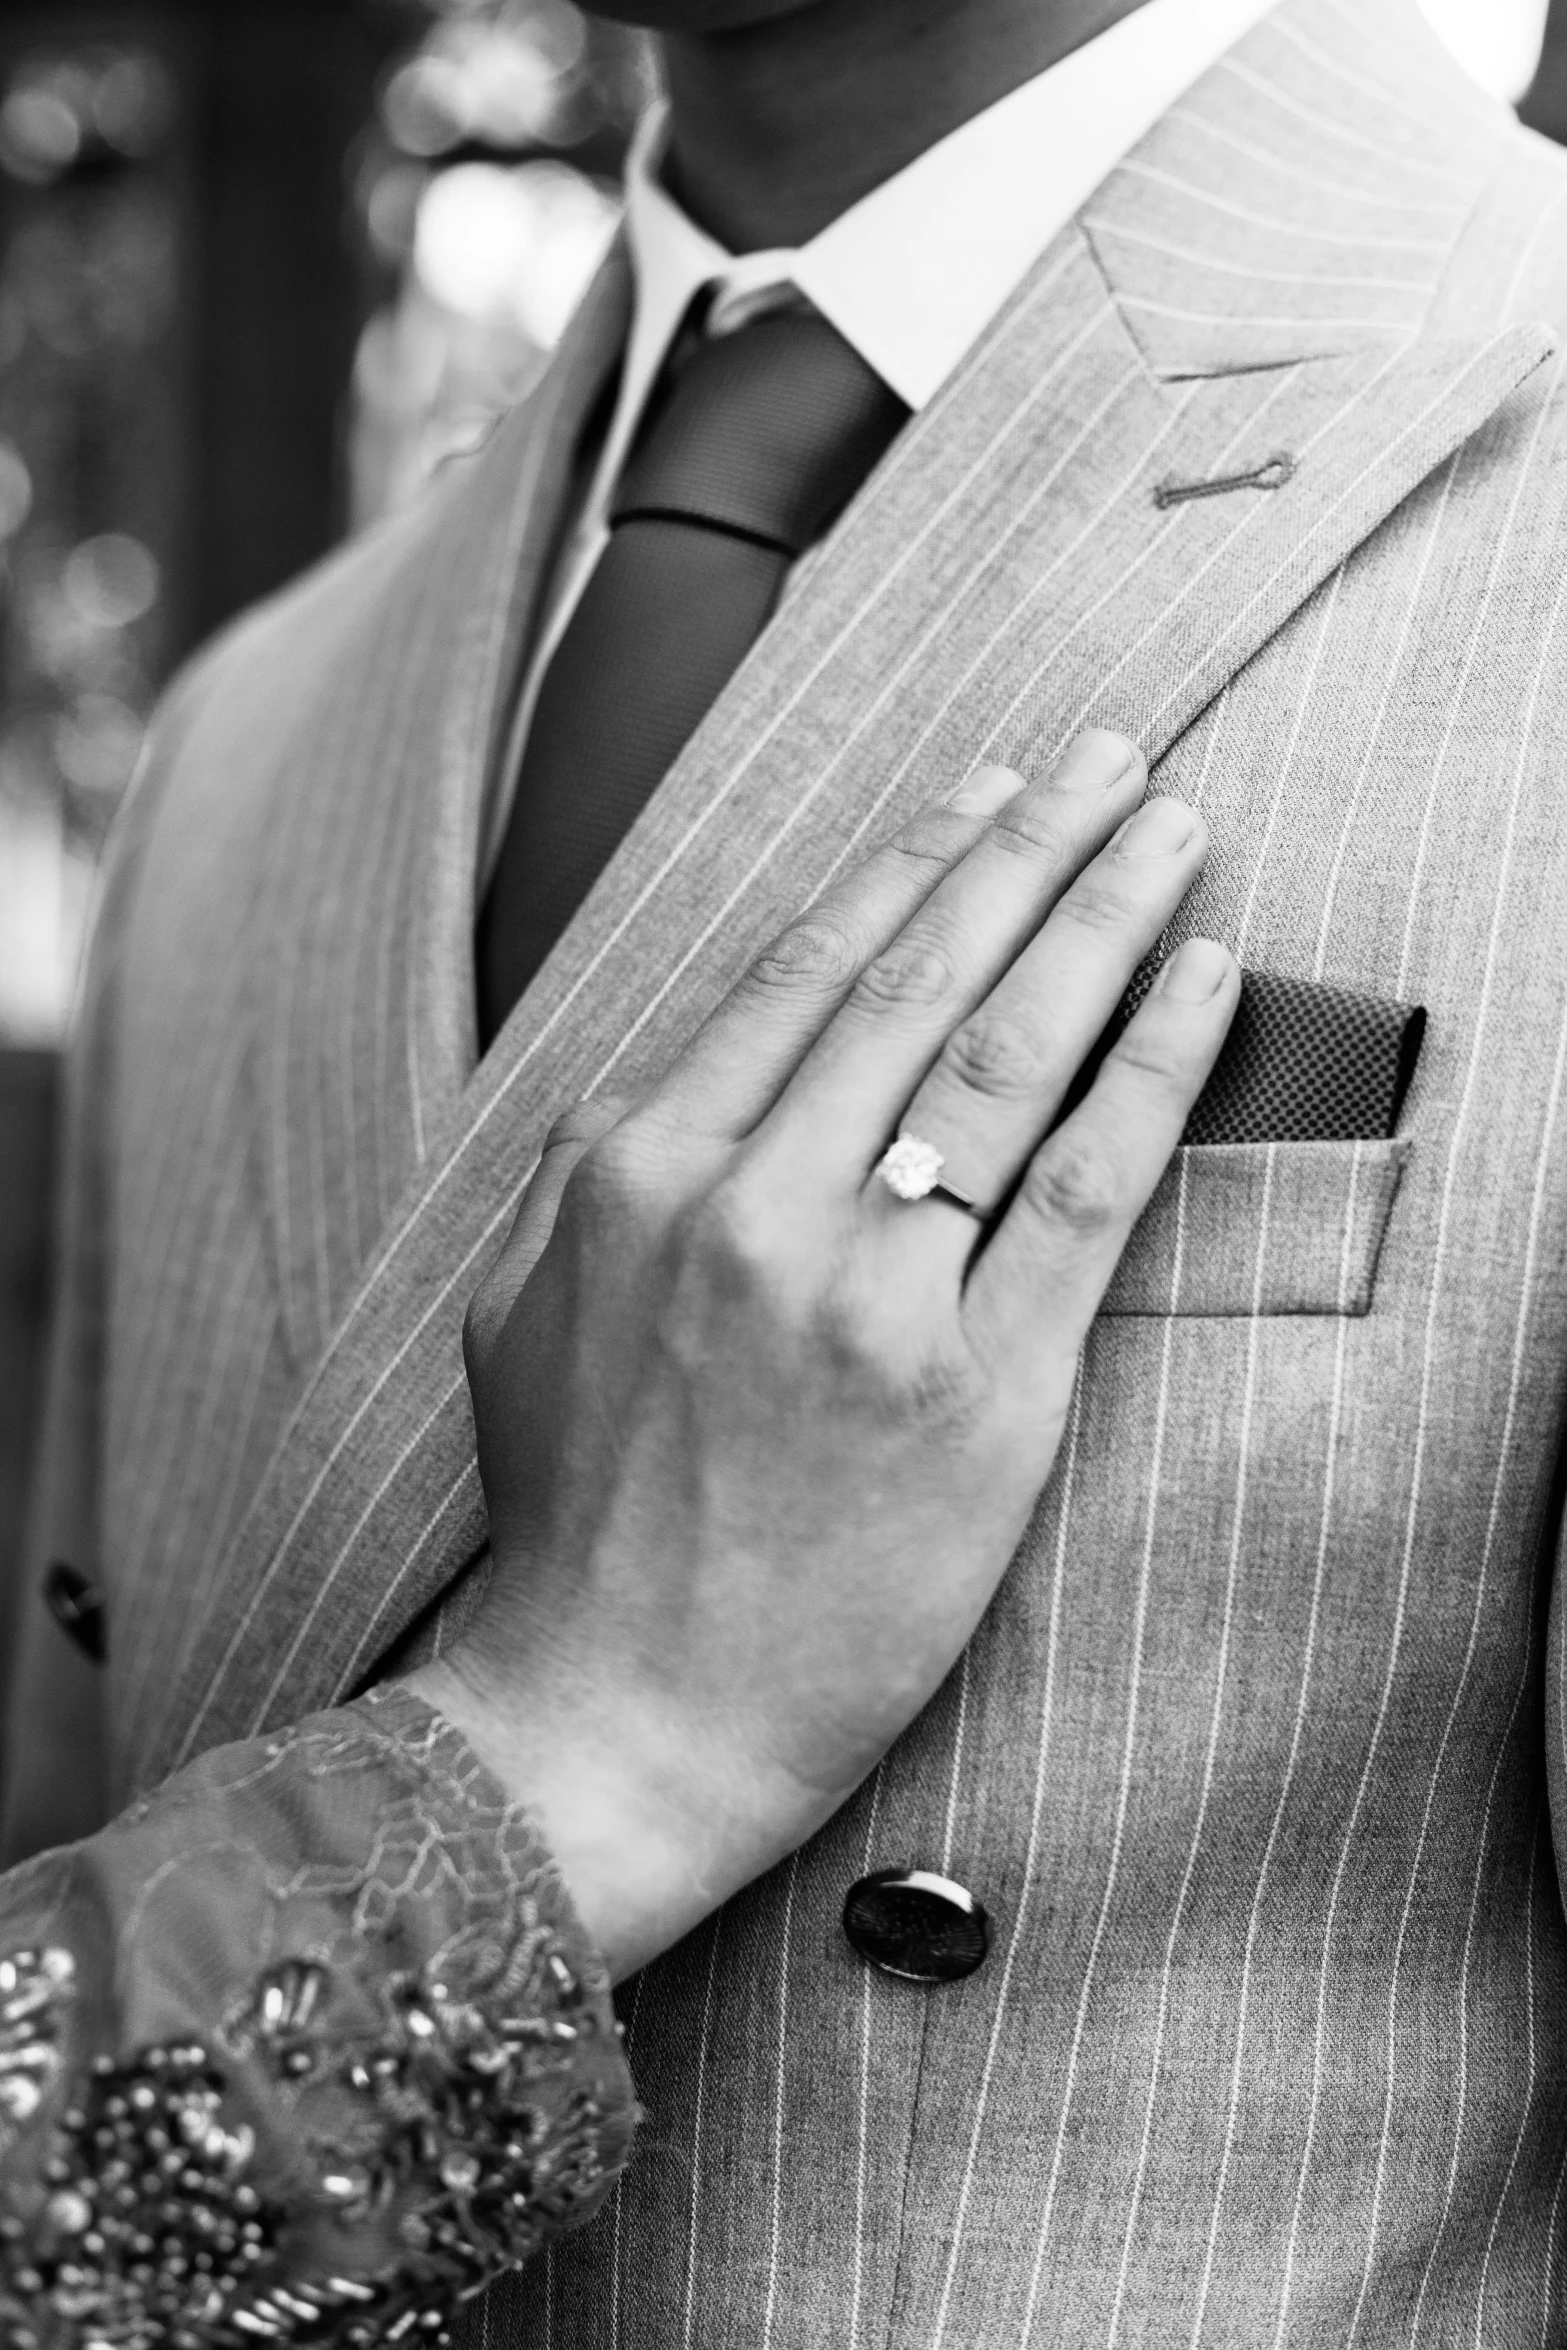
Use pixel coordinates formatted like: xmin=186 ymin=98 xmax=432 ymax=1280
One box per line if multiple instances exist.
xmin=1182 ymin=969 xmax=1424 ymax=1147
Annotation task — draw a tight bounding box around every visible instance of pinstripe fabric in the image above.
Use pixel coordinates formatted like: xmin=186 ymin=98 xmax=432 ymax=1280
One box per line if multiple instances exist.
xmin=28 ymin=0 xmax=1567 ymax=2336
xmin=91 ymin=249 xmax=632 ymax=1773
xmin=152 ymin=276 xmax=1543 ymax=1767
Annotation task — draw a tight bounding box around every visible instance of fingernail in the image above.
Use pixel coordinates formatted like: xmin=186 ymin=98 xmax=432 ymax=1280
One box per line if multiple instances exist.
xmin=947 ymin=764 xmax=1026 ymax=815
xmin=1048 ymin=728 xmax=1139 ymax=794
xmin=1156 ymin=937 xmax=1232 ymax=1003
xmin=1114 ymin=796 xmax=1196 ymax=858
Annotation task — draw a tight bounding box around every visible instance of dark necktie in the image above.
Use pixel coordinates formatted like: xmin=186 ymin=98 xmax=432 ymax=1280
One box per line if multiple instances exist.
xmin=476 ymin=305 xmax=910 ymax=1044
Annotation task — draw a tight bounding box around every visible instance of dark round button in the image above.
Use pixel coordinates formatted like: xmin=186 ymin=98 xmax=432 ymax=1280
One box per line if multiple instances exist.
xmin=42 ymin=1559 xmax=107 ymax=1663
xmin=842 ymin=1866 xmax=990 ymax=1983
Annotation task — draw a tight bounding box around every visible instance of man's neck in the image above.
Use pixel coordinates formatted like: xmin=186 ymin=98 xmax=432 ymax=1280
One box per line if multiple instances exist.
xmin=658 ymin=0 xmax=1151 ymax=252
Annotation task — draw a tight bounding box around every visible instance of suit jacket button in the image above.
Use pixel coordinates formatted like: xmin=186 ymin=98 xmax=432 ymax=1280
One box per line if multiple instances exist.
xmin=842 ymin=1866 xmax=990 ymax=1982
xmin=41 ymin=1560 xmax=107 ymax=1662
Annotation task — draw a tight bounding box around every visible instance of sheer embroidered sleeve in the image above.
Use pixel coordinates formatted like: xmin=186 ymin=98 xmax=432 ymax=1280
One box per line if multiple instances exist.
xmin=0 ymin=1685 xmax=637 ymax=2347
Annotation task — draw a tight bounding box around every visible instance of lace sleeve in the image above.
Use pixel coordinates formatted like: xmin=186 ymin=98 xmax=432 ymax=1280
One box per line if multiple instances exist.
xmin=0 ymin=1684 xmax=638 ymax=2347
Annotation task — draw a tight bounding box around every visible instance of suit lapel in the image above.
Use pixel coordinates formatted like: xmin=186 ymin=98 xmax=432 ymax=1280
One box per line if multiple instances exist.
xmin=242 ymin=246 xmax=631 ymax=1376
xmin=159 ymin=0 xmax=1554 ymax=1775
xmin=1078 ymin=0 xmax=1505 ymax=380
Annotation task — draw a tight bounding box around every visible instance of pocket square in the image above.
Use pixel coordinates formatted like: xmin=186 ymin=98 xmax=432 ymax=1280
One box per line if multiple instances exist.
xmin=1181 ymin=969 xmax=1425 ymax=1146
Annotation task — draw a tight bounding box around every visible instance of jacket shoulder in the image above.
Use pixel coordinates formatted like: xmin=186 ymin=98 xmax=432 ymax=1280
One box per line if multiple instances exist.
xmin=171 ymin=457 xmax=480 ymax=730
xmin=1455 ymin=107 xmax=1567 ymax=338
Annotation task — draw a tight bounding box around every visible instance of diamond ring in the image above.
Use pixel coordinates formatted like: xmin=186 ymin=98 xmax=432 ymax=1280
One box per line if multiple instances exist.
xmin=874 ymin=1133 xmax=983 ymax=1216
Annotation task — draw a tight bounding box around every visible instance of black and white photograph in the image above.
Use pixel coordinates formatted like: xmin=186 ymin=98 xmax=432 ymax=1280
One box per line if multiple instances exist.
xmin=1 ymin=0 xmax=1565 ymax=2341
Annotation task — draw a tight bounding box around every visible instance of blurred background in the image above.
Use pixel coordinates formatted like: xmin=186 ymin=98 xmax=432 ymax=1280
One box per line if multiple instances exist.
xmin=0 ymin=0 xmax=654 ymax=1662
xmin=0 ymin=0 xmax=1558 ymax=1659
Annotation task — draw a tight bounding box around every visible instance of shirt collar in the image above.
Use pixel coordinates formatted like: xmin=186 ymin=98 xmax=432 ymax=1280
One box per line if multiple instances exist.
xmin=576 ymin=0 xmax=1279 ymax=554
xmin=620 ymin=0 xmax=1280 ymax=417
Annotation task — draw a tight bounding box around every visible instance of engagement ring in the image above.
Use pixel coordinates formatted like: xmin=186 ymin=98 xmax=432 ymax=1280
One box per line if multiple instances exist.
xmin=874 ymin=1135 xmax=982 ymax=1216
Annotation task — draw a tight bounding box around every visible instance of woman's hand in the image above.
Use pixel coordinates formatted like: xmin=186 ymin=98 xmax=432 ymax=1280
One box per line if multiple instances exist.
xmin=408 ymin=728 xmax=1238 ymax=1978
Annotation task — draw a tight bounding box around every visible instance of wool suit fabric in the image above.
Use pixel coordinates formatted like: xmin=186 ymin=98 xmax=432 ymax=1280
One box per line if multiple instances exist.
xmin=20 ymin=0 xmax=1567 ymax=2338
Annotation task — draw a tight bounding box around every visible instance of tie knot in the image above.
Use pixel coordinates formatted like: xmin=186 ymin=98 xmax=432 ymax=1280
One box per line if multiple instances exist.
xmin=611 ymin=307 xmax=909 ymax=558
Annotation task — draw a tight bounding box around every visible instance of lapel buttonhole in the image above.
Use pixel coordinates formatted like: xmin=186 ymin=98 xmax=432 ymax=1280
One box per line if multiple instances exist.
xmin=1153 ymin=452 xmax=1296 ymax=508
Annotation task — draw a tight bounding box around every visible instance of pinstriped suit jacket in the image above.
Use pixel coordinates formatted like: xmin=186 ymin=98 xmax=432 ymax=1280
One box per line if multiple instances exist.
xmin=21 ymin=0 xmax=1567 ymax=2336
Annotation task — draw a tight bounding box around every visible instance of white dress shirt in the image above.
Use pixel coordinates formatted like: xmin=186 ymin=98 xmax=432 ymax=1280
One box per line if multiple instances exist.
xmin=484 ymin=0 xmax=1277 ymax=879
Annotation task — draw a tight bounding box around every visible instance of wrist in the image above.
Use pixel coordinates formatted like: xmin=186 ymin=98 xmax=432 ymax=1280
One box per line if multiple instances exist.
xmin=402 ymin=1650 xmax=736 ymax=1981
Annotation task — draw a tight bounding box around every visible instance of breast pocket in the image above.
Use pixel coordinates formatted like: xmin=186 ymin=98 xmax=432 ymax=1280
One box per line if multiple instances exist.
xmin=1101 ymin=1137 xmax=1410 ymax=1318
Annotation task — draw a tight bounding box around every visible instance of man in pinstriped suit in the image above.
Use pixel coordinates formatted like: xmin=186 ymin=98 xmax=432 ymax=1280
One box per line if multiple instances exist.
xmin=11 ymin=0 xmax=1567 ymax=2337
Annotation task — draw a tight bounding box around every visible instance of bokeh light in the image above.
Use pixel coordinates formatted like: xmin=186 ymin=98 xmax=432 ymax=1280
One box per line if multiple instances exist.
xmin=412 ymin=160 xmax=618 ymax=340
xmin=347 ymin=0 xmax=651 ymax=525
xmin=0 ymin=39 xmax=174 ymax=1041
xmin=0 ymin=49 xmax=175 ymax=188
xmin=62 ymin=533 xmax=159 ymax=632
xmin=0 ymin=440 xmax=32 ymax=542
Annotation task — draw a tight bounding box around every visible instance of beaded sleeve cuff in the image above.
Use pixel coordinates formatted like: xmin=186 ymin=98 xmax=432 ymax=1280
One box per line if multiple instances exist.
xmin=0 ymin=1687 xmax=637 ymax=2347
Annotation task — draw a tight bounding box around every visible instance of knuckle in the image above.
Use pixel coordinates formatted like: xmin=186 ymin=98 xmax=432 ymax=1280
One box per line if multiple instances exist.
xmin=811 ymin=1272 xmax=983 ymax=1421
xmin=941 ymin=1008 xmax=1051 ymax=1100
xmin=853 ymin=938 xmax=955 ymax=1012
xmin=1108 ymin=1028 xmax=1190 ymax=1097
xmin=692 ymin=1167 xmax=780 ymax=1279
xmin=807 ymin=1277 xmax=882 ymax=1375
xmin=887 ymin=804 xmax=976 ymax=871
xmin=568 ymin=1114 xmax=666 ymax=1218
xmin=664 ymin=1170 xmax=794 ymax=1350
xmin=1058 ymin=871 xmax=1135 ymax=935
xmin=1026 ymin=1132 xmax=1124 ymax=1235
xmin=988 ymin=800 xmax=1074 ymax=864
xmin=746 ymin=913 xmax=865 ymax=996
xmin=578 ymin=1123 xmax=641 ymax=1193
xmin=544 ymin=1093 xmax=623 ymax=1154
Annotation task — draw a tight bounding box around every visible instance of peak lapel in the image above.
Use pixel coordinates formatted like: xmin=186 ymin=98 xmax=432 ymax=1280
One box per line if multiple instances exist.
xmin=158 ymin=1 xmax=1554 ymax=1777
xmin=1081 ymin=0 xmax=1509 ymax=380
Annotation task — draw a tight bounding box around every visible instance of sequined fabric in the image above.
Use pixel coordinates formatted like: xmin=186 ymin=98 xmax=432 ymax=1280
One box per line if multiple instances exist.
xmin=0 ymin=1950 xmax=75 ymax=2137
xmin=0 ymin=1689 xmax=636 ymax=2346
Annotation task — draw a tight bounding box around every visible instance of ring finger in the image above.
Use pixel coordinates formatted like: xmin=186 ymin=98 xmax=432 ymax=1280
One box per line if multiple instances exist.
xmin=867 ymin=792 xmax=1207 ymax=1253
xmin=648 ymin=761 xmax=1027 ymax=1141
xmin=756 ymin=729 xmax=1149 ymax=1183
